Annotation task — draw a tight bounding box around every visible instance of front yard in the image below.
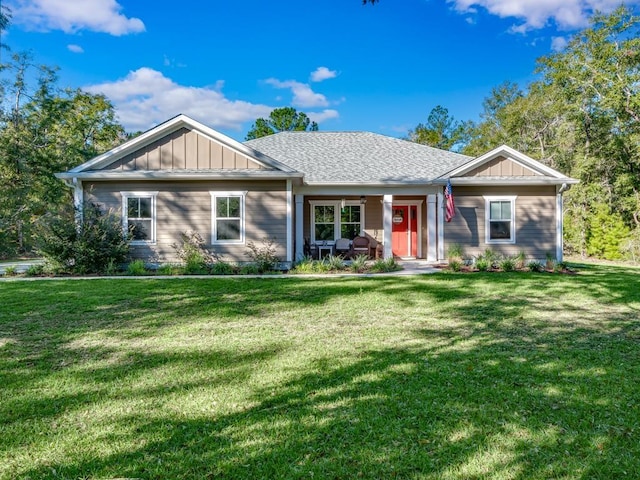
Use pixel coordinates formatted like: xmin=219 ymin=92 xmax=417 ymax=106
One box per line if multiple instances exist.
xmin=1 ymin=264 xmax=639 ymax=479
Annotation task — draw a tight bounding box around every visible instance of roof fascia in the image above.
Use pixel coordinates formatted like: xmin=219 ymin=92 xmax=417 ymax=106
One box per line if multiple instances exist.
xmin=56 ymin=170 xmax=303 ymax=181
xmin=443 ymin=145 xmax=570 ymax=179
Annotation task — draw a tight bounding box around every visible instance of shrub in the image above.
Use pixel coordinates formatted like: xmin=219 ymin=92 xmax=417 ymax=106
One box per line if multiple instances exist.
xmin=24 ymin=264 xmax=46 ymax=276
xmin=499 ymin=257 xmax=515 ymax=272
xmin=172 ymin=231 xmax=215 ymax=273
xmin=370 ymin=257 xmax=401 ymax=273
xmin=157 ymin=263 xmax=183 ymax=275
xmin=239 ymin=264 xmax=260 ymax=275
xmin=527 ymin=260 xmax=544 ymax=272
xmin=448 ymin=259 xmax=462 ymax=272
xmin=514 ymin=251 xmax=527 ymax=270
xmin=481 ymin=248 xmax=498 ymax=268
xmin=127 ymin=259 xmax=147 ymax=275
xmin=35 ymin=202 xmax=130 ymax=274
xmin=210 ymin=261 xmax=236 ymax=275
xmin=3 ymin=265 xmax=18 ymax=276
xmin=325 ymin=254 xmax=345 ymax=271
xmin=545 ymin=252 xmax=556 ymax=271
xmin=475 ymin=258 xmax=490 ymax=272
xmin=447 ymin=243 xmax=465 ymax=262
xmin=350 ymin=254 xmax=368 ymax=273
xmin=246 ymin=238 xmax=280 ymax=273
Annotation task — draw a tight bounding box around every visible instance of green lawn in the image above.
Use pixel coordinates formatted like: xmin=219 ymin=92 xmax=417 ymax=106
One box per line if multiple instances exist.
xmin=1 ymin=264 xmax=639 ymax=479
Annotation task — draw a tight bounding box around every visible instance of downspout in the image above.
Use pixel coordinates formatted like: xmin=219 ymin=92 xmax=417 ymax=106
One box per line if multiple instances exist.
xmin=556 ymin=182 xmax=571 ymax=262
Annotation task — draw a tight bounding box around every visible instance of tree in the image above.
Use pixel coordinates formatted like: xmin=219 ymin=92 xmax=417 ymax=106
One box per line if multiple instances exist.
xmin=407 ymin=105 xmax=470 ymax=151
xmin=246 ymin=107 xmax=318 ymax=140
xmin=0 ymin=50 xmax=125 ymax=257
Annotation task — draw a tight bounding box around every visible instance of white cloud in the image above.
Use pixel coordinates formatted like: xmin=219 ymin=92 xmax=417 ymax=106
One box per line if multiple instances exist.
xmin=551 ymin=36 xmax=569 ymax=51
xmin=264 ymin=78 xmax=329 ymax=108
xmin=310 ymin=66 xmax=338 ymax=82
xmin=448 ymin=0 xmax=640 ymax=32
xmin=67 ymin=44 xmax=84 ymax=54
xmin=308 ymin=109 xmax=340 ymax=123
xmin=8 ymin=0 xmax=145 ymax=35
xmin=85 ymin=68 xmax=273 ymax=132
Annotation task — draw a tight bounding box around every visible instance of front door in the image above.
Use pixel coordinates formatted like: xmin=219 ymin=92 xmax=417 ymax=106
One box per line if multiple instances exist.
xmin=391 ymin=205 xmax=418 ymax=257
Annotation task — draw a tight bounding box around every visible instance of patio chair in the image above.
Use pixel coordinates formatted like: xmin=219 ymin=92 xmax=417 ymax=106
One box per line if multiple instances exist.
xmin=352 ymin=236 xmax=370 ymax=258
xmin=334 ymin=238 xmax=352 ymax=258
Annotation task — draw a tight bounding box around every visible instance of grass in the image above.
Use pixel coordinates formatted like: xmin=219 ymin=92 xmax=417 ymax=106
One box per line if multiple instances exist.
xmin=0 ymin=263 xmax=639 ymax=479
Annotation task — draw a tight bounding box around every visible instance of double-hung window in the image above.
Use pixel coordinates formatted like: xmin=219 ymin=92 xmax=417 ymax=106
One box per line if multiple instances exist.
xmin=484 ymin=196 xmax=516 ymax=244
xmin=310 ymin=201 xmax=364 ymax=242
xmin=211 ymin=191 xmax=246 ymax=243
xmin=121 ymin=191 xmax=158 ymax=243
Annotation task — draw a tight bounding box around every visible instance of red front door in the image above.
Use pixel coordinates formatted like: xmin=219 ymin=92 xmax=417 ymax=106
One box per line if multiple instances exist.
xmin=391 ymin=206 xmax=418 ymax=257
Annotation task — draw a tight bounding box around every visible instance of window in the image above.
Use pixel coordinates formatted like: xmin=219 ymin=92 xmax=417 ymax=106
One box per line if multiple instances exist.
xmin=310 ymin=201 xmax=364 ymax=243
xmin=341 ymin=205 xmax=361 ymax=239
xmin=121 ymin=192 xmax=158 ymax=243
xmin=485 ymin=196 xmax=516 ymax=244
xmin=211 ymin=192 xmax=246 ymax=243
xmin=314 ymin=205 xmax=335 ymax=241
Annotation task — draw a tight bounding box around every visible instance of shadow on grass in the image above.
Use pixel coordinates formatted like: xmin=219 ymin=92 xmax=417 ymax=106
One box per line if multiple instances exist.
xmin=1 ymin=263 xmax=639 ymax=479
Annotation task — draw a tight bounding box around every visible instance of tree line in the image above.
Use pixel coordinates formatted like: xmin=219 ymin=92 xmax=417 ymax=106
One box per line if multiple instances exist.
xmin=0 ymin=6 xmax=637 ymax=261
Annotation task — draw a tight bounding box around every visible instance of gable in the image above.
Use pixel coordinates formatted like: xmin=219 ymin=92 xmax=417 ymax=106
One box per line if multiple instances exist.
xmin=102 ymin=128 xmax=265 ymax=171
xmin=462 ymin=156 xmax=540 ymax=177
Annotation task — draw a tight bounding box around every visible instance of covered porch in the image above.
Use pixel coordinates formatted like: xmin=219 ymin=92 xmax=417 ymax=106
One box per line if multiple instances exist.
xmin=292 ymin=187 xmax=447 ymax=262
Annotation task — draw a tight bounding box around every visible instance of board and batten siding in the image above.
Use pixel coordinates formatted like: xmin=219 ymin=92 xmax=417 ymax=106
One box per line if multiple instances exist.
xmin=444 ymin=185 xmax=557 ymax=259
xmin=85 ymin=180 xmax=288 ymax=262
xmin=465 ymin=156 xmax=540 ymax=177
xmin=103 ymin=128 xmax=265 ymax=171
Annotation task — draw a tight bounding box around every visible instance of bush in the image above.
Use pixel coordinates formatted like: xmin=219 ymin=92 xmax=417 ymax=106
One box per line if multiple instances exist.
xmin=239 ymin=263 xmax=260 ymax=275
xmin=475 ymin=258 xmax=490 ymax=272
xmin=210 ymin=261 xmax=236 ymax=275
xmin=325 ymin=254 xmax=346 ymax=271
xmin=172 ymin=231 xmax=215 ymax=273
xmin=246 ymin=238 xmax=280 ymax=273
xmin=370 ymin=257 xmax=401 ymax=273
xmin=447 ymin=243 xmax=465 ymax=262
xmin=127 ymin=259 xmax=147 ymax=275
xmin=499 ymin=257 xmax=515 ymax=272
xmin=448 ymin=259 xmax=462 ymax=272
xmin=25 ymin=263 xmax=46 ymax=276
xmin=157 ymin=263 xmax=183 ymax=275
xmin=527 ymin=260 xmax=544 ymax=272
xmin=350 ymin=254 xmax=368 ymax=273
xmin=35 ymin=203 xmax=130 ymax=274
xmin=3 ymin=265 xmax=18 ymax=276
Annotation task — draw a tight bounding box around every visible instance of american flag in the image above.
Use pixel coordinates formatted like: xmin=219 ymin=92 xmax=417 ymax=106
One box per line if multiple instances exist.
xmin=444 ymin=179 xmax=455 ymax=223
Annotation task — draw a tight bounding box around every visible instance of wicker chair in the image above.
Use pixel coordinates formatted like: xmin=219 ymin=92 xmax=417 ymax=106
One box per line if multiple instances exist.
xmin=351 ymin=236 xmax=370 ymax=258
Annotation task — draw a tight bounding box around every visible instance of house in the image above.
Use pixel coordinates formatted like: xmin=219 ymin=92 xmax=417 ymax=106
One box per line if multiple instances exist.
xmin=56 ymin=114 xmax=579 ymax=266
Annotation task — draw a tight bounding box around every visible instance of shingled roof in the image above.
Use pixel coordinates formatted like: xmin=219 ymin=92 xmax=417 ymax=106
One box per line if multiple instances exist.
xmin=244 ymin=131 xmax=472 ymax=185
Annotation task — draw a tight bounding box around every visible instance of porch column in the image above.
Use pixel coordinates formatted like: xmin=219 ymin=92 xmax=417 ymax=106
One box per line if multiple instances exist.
xmin=295 ymin=194 xmax=304 ymax=261
xmin=556 ymin=191 xmax=563 ymax=262
xmin=383 ymin=194 xmax=393 ymax=259
xmin=437 ymin=191 xmax=445 ymax=261
xmin=427 ymin=194 xmax=437 ymax=261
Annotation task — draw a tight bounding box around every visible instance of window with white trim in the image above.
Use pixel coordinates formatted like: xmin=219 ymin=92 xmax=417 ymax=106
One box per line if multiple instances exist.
xmin=484 ymin=196 xmax=516 ymax=244
xmin=121 ymin=192 xmax=158 ymax=244
xmin=211 ymin=192 xmax=246 ymax=243
xmin=310 ymin=201 xmax=364 ymax=242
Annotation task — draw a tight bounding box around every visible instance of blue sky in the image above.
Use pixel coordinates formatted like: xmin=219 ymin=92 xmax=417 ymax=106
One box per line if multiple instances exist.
xmin=3 ymin=0 xmax=638 ymax=141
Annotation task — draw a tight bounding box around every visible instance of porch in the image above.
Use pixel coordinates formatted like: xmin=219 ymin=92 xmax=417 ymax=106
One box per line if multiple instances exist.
xmin=292 ymin=191 xmax=446 ymax=262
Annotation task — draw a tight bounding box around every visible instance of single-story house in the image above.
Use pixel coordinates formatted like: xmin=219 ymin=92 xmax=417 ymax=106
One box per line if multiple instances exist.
xmin=56 ymin=114 xmax=579 ymax=266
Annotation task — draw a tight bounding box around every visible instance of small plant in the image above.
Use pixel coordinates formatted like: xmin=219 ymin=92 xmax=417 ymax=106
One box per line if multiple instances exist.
xmin=554 ymin=261 xmax=569 ymax=273
xmin=157 ymin=263 xmax=183 ymax=275
xmin=25 ymin=264 xmax=46 ymax=276
xmin=514 ymin=251 xmax=527 ymax=270
xmin=448 ymin=259 xmax=462 ymax=272
xmin=245 ymin=237 xmax=280 ymax=273
xmin=127 ymin=259 xmax=147 ymax=275
xmin=481 ymin=248 xmax=498 ymax=268
xmin=350 ymin=254 xmax=368 ymax=273
xmin=370 ymin=257 xmax=401 ymax=273
xmin=210 ymin=261 xmax=236 ymax=275
xmin=3 ymin=265 xmax=18 ymax=276
xmin=105 ymin=259 xmax=120 ymax=275
xmin=527 ymin=260 xmax=544 ymax=272
xmin=499 ymin=256 xmax=516 ymax=272
xmin=239 ymin=263 xmax=260 ymax=275
xmin=447 ymin=243 xmax=465 ymax=262
xmin=475 ymin=257 xmax=490 ymax=272
xmin=172 ymin=231 xmax=215 ymax=273
xmin=325 ymin=254 xmax=346 ymax=271
xmin=545 ymin=252 xmax=556 ymax=271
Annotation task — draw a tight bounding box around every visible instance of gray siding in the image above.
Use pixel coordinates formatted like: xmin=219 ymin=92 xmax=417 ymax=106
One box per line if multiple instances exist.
xmin=444 ymin=186 xmax=557 ymax=259
xmin=467 ymin=156 xmax=539 ymax=177
xmin=104 ymin=128 xmax=265 ymax=171
xmin=85 ymin=180 xmax=288 ymax=262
